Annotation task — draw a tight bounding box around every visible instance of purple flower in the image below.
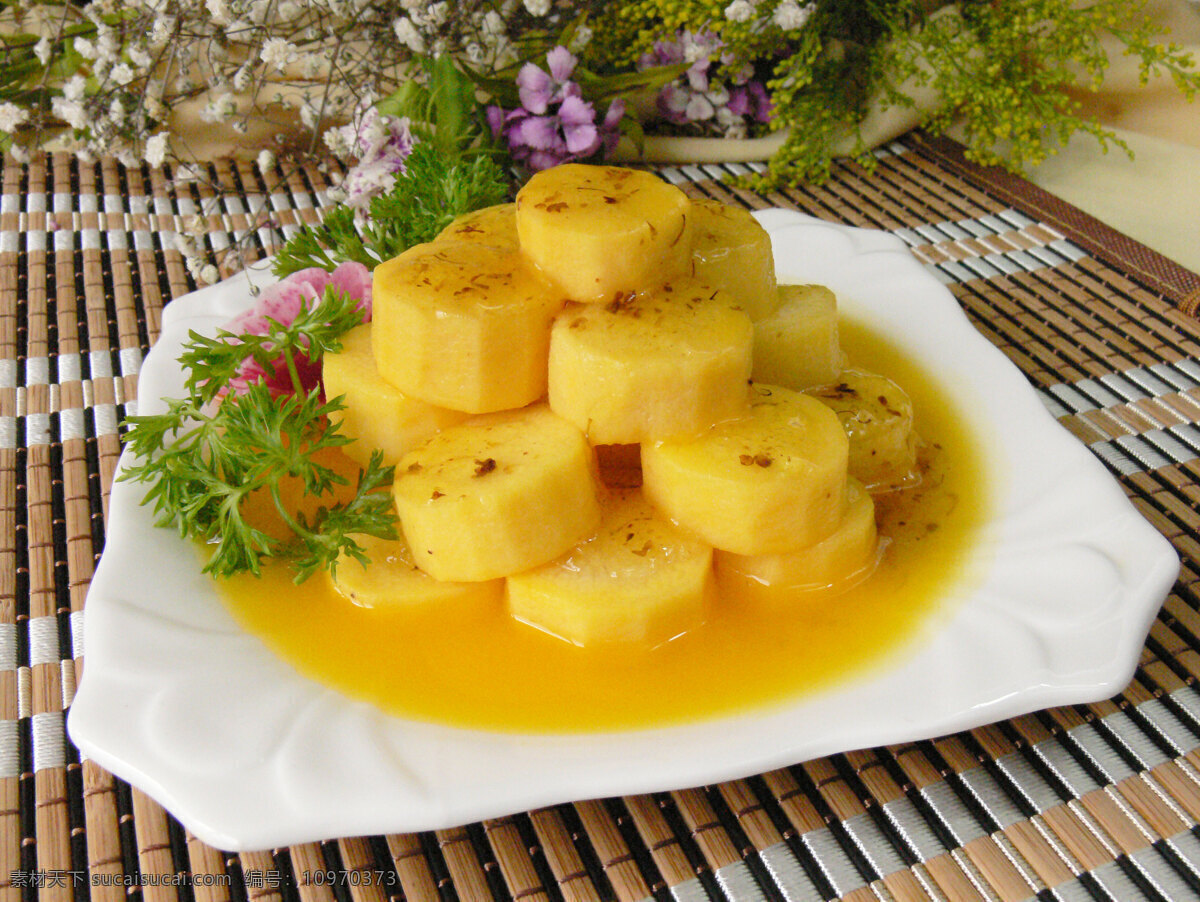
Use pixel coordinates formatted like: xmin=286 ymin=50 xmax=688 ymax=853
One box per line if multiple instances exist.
xmin=517 ymin=45 xmax=579 ymax=113
xmin=330 ymin=100 xmax=415 ymax=212
xmin=728 ymin=82 xmax=773 ymax=123
xmin=488 ymin=47 xmax=625 ymax=171
xmin=638 ymin=39 xmax=684 ymax=69
xmin=638 ymin=29 xmax=774 ymax=135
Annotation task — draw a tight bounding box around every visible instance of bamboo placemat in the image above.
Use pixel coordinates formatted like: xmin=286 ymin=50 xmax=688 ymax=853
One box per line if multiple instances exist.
xmin=4 ymin=135 xmax=1200 ymax=901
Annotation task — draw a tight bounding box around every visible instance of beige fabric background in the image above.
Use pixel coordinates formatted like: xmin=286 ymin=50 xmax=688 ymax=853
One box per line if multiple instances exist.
xmin=1020 ymin=0 xmax=1200 ymax=273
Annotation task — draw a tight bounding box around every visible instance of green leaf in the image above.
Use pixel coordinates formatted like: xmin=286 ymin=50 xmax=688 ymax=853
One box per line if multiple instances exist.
xmin=574 ymin=62 xmax=689 ymax=102
xmin=119 ymin=283 xmax=397 ymax=582
xmin=425 ymin=54 xmax=478 ymax=154
xmin=460 ymin=64 xmax=523 ymax=109
xmin=273 ymin=139 xmax=509 ymax=277
xmin=376 ymin=77 xmax=430 ymax=121
xmin=618 ymin=115 xmax=644 ymax=154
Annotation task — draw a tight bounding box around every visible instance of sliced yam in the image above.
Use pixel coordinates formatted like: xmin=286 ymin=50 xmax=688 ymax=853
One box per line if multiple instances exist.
xmin=392 ymin=404 xmax=601 ymax=582
xmin=371 ymin=241 xmax=564 ymax=414
xmin=330 ymin=532 xmax=503 ymax=612
xmin=506 ymin=488 xmax=713 ymax=647
xmin=435 ymin=203 xmax=518 ymax=251
xmin=690 ymin=199 xmax=778 ymax=320
xmin=243 ymin=445 xmax=361 ymax=543
xmin=642 ymin=384 xmax=848 ymax=555
xmin=515 ymin=164 xmax=692 ymax=303
xmin=547 ymin=281 xmax=753 ymax=444
xmin=716 ymin=478 xmax=879 ymax=605
xmin=806 ymin=368 xmax=920 ymax=491
xmin=322 ymin=324 xmax=467 ymax=466
xmin=752 ymin=284 xmax=846 ymax=390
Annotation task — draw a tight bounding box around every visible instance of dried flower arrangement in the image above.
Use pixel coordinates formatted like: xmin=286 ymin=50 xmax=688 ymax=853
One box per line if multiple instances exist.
xmin=2 ymin=0 xmax=1195 ymax=198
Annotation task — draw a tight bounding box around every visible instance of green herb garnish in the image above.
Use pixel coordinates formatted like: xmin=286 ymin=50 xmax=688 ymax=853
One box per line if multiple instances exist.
xmin=121 ymin=288 xmax=398 ymax=583
xmin=273 ymin=141 xmax=510 ymax=277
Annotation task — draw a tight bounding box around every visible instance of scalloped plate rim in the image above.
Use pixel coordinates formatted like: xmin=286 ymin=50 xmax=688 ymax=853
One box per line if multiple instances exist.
xmin=67 ymin=210 xmax=1179 ymax=852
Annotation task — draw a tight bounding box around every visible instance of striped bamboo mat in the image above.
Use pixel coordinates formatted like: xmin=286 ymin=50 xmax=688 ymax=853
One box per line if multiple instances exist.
xmin=4 ymin=135 xmax=1200 ymax=902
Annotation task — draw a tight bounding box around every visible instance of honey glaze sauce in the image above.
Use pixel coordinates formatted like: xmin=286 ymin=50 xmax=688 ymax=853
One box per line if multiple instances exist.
xmin=217 ymin=317 xmax=988 ymax=733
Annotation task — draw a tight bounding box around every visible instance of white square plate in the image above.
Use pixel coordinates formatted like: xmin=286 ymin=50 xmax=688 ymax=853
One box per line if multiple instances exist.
xmin=67 ymin=211 xmax=1178 ymax=851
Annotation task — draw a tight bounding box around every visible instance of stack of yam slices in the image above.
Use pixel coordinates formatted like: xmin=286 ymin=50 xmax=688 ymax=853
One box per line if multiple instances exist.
xmin=321 ymin=164 xmax=922 ymax=647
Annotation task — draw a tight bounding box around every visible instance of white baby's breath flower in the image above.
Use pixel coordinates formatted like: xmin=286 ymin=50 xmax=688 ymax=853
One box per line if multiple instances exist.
xmin=199 ymin=264 xmax=219 ymax=285
xmin=145 ymin=95 xmax=166 ymax=120
xmin=232 ymin=65 xmax=252 ymax=91
xmin=300 ymin=53 xmax=323 ymax=79
xmin=569 ymin=23 xmax=593 ymax=52
xmin=201 ymin=92 xmax=238 ymax=123
xmin=51 ymin=98 xmax=89 ymax=130
xmin=149 ymin=17 xmax=175 ymax=47
xmin=74 ymin=37 xmax=98 ymax=59
xmin=299 ymin=99 xmax=320 ymax=130
xmin=8 ymin=144 xmax=29 ymax=164
xmin=261 ymin=38 xmax=296 ymax=72
xmin=95 ymin=29 xmax=119 ymax=63
xmin=772 ymin=0 xmax=814 ymax=30
xmin=493 ymin=40 xmax=519 ymax=69
xmin=128 ymin=45 xmax=153 ymax=68
xmin=425 ymin=1 xmax=449 ymax=25
xmin=323 ymin=124 xmax=351 ymax=158
xmin=109 ymin=97 xmax=126 ymax=122
xmin=256 ymin=149 xmax=276 ymax=173
xmin=724 ymin=0 xmax=754 ymax=22
xmin=144 ymin=131 xmax=169 ymax=166
xmin=63 ymin=76 xmax=87 ymax=102
xmin=392 ymin=17 xmax=426 ymax=54
xmin=522 ymin=0 xmax=551 ymax=15
xmin=278 ymin=0 xmax=300 ymax=17
xmin=34 ymin=37 xmax=51 ymax=66
xmin=0 ymin=103 xmax=30 ymax=133
xmin=205 ymin=0 xmax=231 ymax=25
xmin=481 ymin=10 xmax=505 ymax=37
xmin=110 ymin=63 xmax=135 ymax=86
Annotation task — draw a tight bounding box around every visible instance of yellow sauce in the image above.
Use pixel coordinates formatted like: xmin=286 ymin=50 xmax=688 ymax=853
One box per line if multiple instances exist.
xmin=217 ymin=318 xmax=988 ymax=733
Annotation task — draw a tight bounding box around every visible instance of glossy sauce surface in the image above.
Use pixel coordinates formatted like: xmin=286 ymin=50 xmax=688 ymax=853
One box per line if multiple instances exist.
xmin=218 ymin=318 xmax=988 ymax=733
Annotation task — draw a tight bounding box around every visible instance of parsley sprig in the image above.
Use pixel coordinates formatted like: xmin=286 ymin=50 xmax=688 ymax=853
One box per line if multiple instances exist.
xmin=178 ymin=285 xmax=365 ymax=402
xmin=120 ymin=287 xmax=398 ymax=583
xmin=273 ymin=137 xmax=510 ymax=278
